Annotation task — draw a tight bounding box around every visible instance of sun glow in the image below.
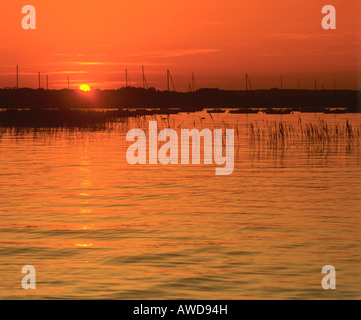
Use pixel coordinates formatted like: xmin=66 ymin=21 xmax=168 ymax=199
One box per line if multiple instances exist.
xmin=79 ymin=84 xmax=91 ymax=92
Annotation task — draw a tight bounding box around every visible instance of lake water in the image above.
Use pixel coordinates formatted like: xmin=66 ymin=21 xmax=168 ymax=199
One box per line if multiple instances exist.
xmin=0 ymin=112 xmax=360 ymax=299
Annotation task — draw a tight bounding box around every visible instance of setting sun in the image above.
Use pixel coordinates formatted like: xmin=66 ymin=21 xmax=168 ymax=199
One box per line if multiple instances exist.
xmin=79 ymin=84 xmax=91 ymax=92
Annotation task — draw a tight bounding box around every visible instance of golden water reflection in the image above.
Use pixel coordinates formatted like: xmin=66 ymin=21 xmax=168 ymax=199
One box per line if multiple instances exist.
xmin=0 ymin=112 xmax=360 ymax=299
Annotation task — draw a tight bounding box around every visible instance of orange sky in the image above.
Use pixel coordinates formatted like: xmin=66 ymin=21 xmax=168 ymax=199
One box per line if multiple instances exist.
xmin=0 ymin=0 xmax=360 ymax=90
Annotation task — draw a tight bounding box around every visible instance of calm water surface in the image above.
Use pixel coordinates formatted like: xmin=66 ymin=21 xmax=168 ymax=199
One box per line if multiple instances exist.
xmin=0 ymin=112 xmax=360 ymax=299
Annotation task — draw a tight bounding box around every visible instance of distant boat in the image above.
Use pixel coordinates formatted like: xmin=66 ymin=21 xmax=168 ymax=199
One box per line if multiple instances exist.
xmin=207 ymin=109 xmax=225 ymax=113
xmin=265 ymin=108 xmax=291 ymax=114
xmin=229 ymin=108 xmax=259 ymax=114
xmin=324 ymin=108 xmax=349 ymax=114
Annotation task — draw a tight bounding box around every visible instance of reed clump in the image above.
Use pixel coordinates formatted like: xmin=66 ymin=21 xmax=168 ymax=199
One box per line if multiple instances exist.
xmin=248 ymin=119 xmax=360 ymax=144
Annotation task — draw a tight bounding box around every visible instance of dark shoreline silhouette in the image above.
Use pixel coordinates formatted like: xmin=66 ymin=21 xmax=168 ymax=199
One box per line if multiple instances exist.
xmin=0 ymin=87 xmax=359 ymax=127
xmin=1 ymin=87 xmax=359 ymax=109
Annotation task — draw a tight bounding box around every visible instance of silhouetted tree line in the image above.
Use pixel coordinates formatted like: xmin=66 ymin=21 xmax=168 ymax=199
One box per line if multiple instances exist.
xmin=0 ymin=87 xmax=359 ymax=111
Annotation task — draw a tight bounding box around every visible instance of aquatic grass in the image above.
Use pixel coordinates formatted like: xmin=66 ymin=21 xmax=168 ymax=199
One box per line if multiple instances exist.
xmin=247 ymin=119 xmax=360 ymax=144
